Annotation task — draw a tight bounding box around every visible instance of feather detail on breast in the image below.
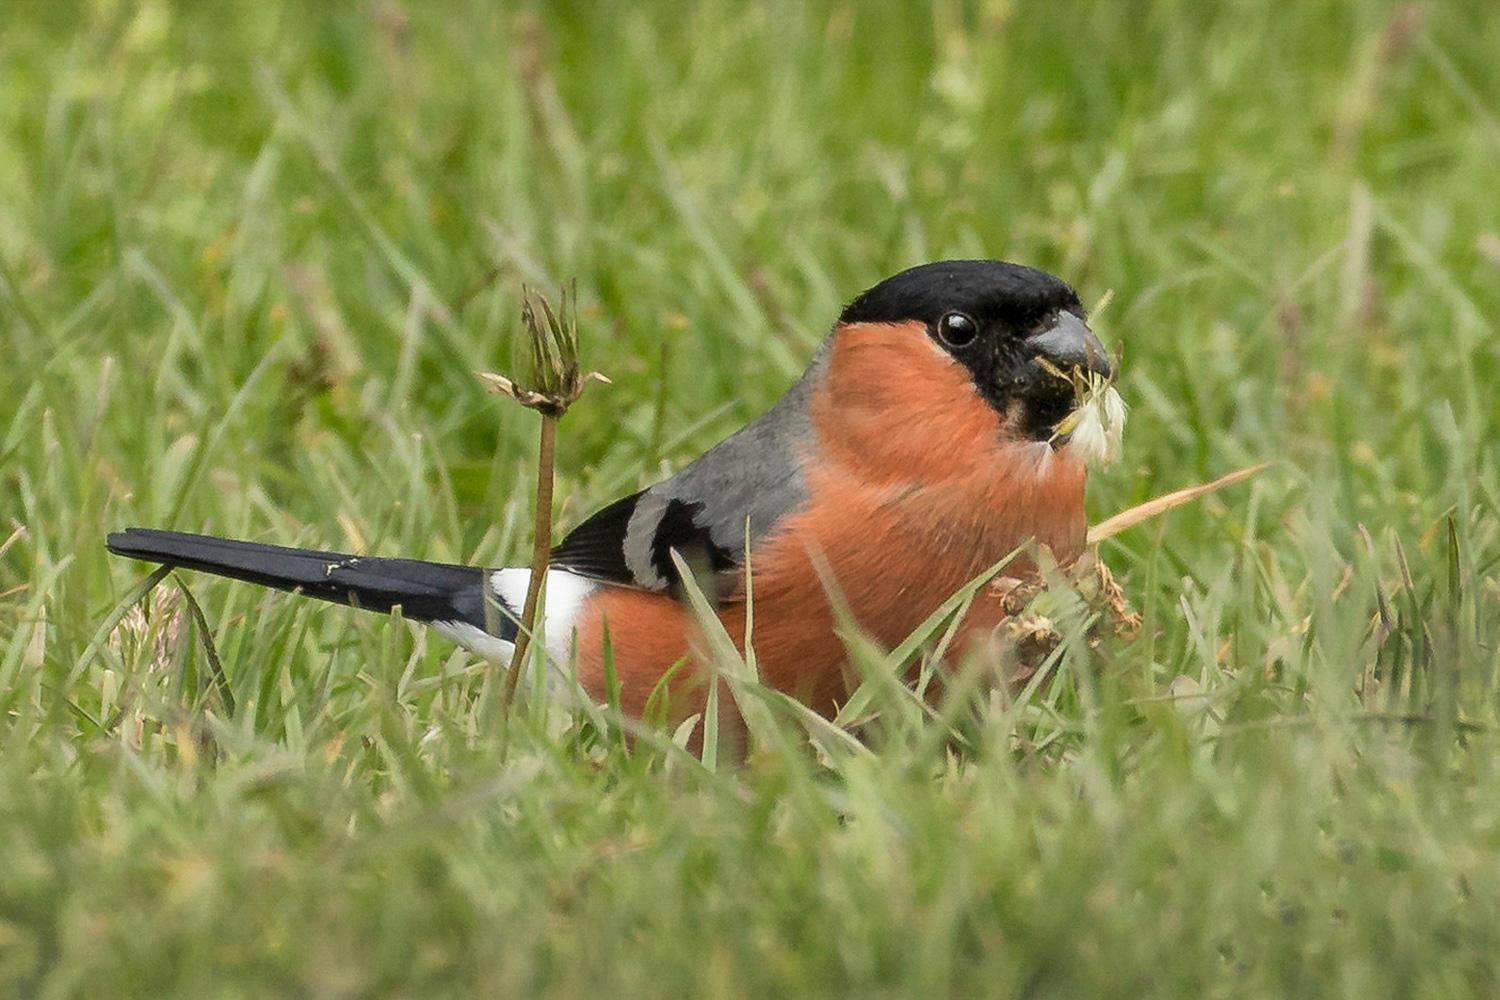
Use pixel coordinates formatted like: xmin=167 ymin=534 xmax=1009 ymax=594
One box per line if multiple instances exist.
xmin=805 ymin=320 xmax=1089 ymax=564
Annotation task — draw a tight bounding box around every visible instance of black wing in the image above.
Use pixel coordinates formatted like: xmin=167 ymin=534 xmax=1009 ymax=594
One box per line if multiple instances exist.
xmin=551 ymin=490 xmax=741 ymax=590
xmin=549 ymin=348 xmax=826 ymax=591
xmin=549 ymin=492 xmax=645 ymax=586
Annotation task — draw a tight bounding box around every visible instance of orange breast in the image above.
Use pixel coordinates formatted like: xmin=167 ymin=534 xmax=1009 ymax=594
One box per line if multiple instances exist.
xmin=571 ymin=320 xmax=1089 ymax=725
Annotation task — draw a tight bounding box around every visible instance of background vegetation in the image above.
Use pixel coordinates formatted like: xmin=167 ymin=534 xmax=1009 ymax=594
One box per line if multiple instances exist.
xmin=2 ymin=0 xmax=1499 ymax=995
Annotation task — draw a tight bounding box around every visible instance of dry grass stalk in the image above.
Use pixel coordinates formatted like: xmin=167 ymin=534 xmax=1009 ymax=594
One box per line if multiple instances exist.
xmin=477 ymin=281 xmax=607 ymax=712
xmin=1088 ymin=463 xmax=1267 ymax=544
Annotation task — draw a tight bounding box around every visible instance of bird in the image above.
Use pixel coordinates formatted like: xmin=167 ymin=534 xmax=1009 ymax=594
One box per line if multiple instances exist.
xmin=108 ymin=259 xmax=1114 ymax=727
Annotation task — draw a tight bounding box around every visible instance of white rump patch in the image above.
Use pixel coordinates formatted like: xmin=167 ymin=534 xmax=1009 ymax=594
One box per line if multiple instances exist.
xmin=431 ymin=568 xmax=598 ymax=694
xmin=490 ymin=567 xmax=597 ymax=665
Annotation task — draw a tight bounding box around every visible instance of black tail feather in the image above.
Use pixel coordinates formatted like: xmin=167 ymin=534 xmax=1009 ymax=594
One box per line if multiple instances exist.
xmin=107 ymin=528 xmax=490 ymax=629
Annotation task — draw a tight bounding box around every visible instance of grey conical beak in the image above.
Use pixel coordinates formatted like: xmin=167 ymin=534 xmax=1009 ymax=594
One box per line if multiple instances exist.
xmin=1025 ymin=311 xmax=1112 ymax=379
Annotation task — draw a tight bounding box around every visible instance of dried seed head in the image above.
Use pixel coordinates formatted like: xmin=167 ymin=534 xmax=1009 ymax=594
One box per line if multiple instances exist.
xmin=478 ymin=281 xmax=608 ymax=418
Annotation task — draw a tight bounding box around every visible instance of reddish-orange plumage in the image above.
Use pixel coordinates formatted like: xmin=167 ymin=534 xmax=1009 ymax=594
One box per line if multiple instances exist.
xmin=572 ymin=320 xmax=1090 ymax=723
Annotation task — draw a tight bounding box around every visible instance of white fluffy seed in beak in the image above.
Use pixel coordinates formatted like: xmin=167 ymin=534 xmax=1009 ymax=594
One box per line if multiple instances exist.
xmin=1056 ymin=379 xmax=1126 ymax=465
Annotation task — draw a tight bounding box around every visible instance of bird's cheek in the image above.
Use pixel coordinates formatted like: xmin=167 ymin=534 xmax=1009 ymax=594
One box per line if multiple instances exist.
xmin=992 ymin=398 xmax=1032 ymax=441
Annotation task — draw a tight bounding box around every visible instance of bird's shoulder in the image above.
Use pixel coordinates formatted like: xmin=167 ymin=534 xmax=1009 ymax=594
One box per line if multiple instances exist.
xmin=551 ymin=351 xmax=827 ymax=591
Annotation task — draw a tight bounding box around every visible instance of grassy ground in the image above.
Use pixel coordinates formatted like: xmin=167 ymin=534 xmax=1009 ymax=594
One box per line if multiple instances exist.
xmin=3 ymin=0 xmax=1500 ymax=995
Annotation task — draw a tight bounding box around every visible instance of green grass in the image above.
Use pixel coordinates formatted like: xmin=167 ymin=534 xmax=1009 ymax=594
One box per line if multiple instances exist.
xmin=3 ymin=0 xmax=1500 ymax=995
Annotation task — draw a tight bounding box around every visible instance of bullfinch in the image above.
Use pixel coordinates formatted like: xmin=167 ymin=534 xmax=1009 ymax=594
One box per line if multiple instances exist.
xmin=109 ymin=259 xmax=1115 ymax=722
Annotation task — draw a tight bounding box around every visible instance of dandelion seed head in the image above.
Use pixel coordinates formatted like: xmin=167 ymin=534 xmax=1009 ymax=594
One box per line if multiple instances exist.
xmin=1055 ymin=372 xmax=1126 ymax=465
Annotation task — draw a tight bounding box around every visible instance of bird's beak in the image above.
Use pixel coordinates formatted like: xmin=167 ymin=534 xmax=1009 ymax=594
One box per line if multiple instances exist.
xmin=1025 ymin=311 xmax=1112 ymax=380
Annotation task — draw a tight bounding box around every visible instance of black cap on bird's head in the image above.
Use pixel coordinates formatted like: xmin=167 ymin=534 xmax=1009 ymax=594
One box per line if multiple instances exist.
xmin=840 ymin=260 xmax=1112 ymax=441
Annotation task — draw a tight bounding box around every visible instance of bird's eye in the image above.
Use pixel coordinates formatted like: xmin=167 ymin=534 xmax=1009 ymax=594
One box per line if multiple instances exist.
xmin=936 ymin=311 xmax=977 ymax=348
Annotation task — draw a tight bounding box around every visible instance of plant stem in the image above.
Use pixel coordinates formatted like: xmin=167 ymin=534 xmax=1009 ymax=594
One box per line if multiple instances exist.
xmin=502 ymin=414 xmax=557 ymax=711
